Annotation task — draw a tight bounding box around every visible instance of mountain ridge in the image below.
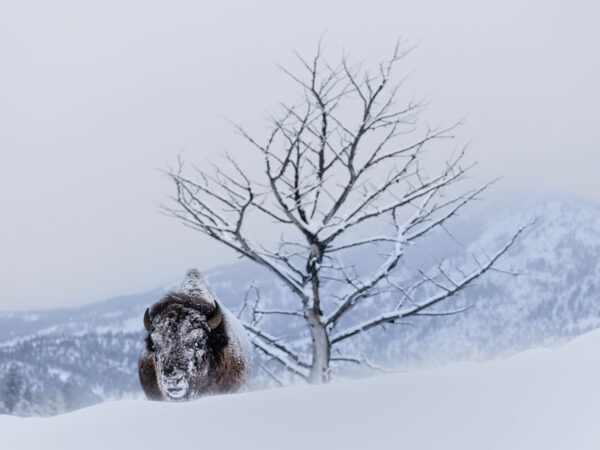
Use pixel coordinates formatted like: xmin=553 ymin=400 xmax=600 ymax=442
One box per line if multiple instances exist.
xmin=1 ymin=196 xmax=598 ymax=416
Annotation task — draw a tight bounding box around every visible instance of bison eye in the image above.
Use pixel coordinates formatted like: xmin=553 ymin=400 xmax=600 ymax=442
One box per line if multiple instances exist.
xmin=146 ymin=336 xmax=156 ymax=352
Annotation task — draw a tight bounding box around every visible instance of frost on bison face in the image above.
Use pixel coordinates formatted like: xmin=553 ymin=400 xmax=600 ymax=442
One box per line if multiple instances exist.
xmin=138 ymin=270 xmax=252 ymax=401
xmin=145 ymin=298 xmax=220 ymax=399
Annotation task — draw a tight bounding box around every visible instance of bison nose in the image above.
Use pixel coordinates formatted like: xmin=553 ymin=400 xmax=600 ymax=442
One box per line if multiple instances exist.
xmin=162 ymin=369 xmax=189 ymax=400
xmin=166 ymin=386 xmax=185 ymax=395
xmin=165 ymin=385 xmax=188 ymax=399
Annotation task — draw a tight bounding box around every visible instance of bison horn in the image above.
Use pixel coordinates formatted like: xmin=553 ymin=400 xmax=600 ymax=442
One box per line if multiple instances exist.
xmin=207 ymin=301 xmax=222 ymax=330
xmin=144 ymin=307 xmax=152 ymax=332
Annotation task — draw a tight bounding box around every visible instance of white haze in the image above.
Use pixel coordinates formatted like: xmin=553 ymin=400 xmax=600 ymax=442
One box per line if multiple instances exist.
xmin=0 ymin=0 xmax=598 ymax=310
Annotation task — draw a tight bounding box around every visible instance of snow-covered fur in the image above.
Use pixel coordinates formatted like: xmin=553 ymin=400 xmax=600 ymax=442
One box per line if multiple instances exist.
xmin=139 ymin=270 xmax=252 ymax=401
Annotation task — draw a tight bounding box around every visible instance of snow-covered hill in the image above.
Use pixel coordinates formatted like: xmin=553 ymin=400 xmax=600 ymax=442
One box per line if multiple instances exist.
xmin=361 ymin=198 xmax=600 ymax=368
xmin=3 ymin=326 xmax=600 ymax=450
xmin=1 ymin=197 xmax=600 ymax=416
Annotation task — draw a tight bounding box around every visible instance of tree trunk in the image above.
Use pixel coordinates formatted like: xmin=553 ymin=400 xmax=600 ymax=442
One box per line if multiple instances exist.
xmin=307 ymin=310 xmax=330 ymax=384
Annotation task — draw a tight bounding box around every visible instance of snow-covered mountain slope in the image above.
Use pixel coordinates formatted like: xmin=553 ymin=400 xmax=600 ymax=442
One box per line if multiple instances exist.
xmin=3 ymin=326 xmax=600 ymax=450
xmin=1 ymin=197 xmax=599 ymax=416
xmin=0 ymin=289 xmax=162 ymax=415
xmin=372 ymin=198 xmax=600 ymax=368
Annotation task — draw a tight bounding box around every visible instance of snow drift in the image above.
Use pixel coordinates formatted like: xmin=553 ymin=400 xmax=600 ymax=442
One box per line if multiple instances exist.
xmin=2 ymin=326 xmax=600 ymax=450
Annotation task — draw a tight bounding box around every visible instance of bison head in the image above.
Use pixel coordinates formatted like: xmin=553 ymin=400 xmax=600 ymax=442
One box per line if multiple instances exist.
xmin=143 ymin=294 xmax=223 ymax=400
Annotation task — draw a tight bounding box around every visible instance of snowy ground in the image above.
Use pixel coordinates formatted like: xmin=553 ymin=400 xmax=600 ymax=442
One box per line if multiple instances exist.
xmin=3 ymin=329 xmax=600 ymax=450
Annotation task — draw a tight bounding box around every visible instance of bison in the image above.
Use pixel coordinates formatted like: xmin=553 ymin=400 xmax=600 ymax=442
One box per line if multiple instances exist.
xmin=138 ymin=269 xmax=252 ymax=401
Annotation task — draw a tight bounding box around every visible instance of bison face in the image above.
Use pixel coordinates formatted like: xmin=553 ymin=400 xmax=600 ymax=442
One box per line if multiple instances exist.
xmin=144 ymin=297 xmax=222 ymax=400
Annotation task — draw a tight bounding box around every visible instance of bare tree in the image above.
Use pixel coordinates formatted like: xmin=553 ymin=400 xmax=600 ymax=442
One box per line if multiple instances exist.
xmin=164 ymin=41 xmax=526 ymax=384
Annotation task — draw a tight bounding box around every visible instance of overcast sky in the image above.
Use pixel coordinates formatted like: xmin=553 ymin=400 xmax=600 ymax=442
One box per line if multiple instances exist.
xmin=1 ymin=0 xmax=598 ymax=310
